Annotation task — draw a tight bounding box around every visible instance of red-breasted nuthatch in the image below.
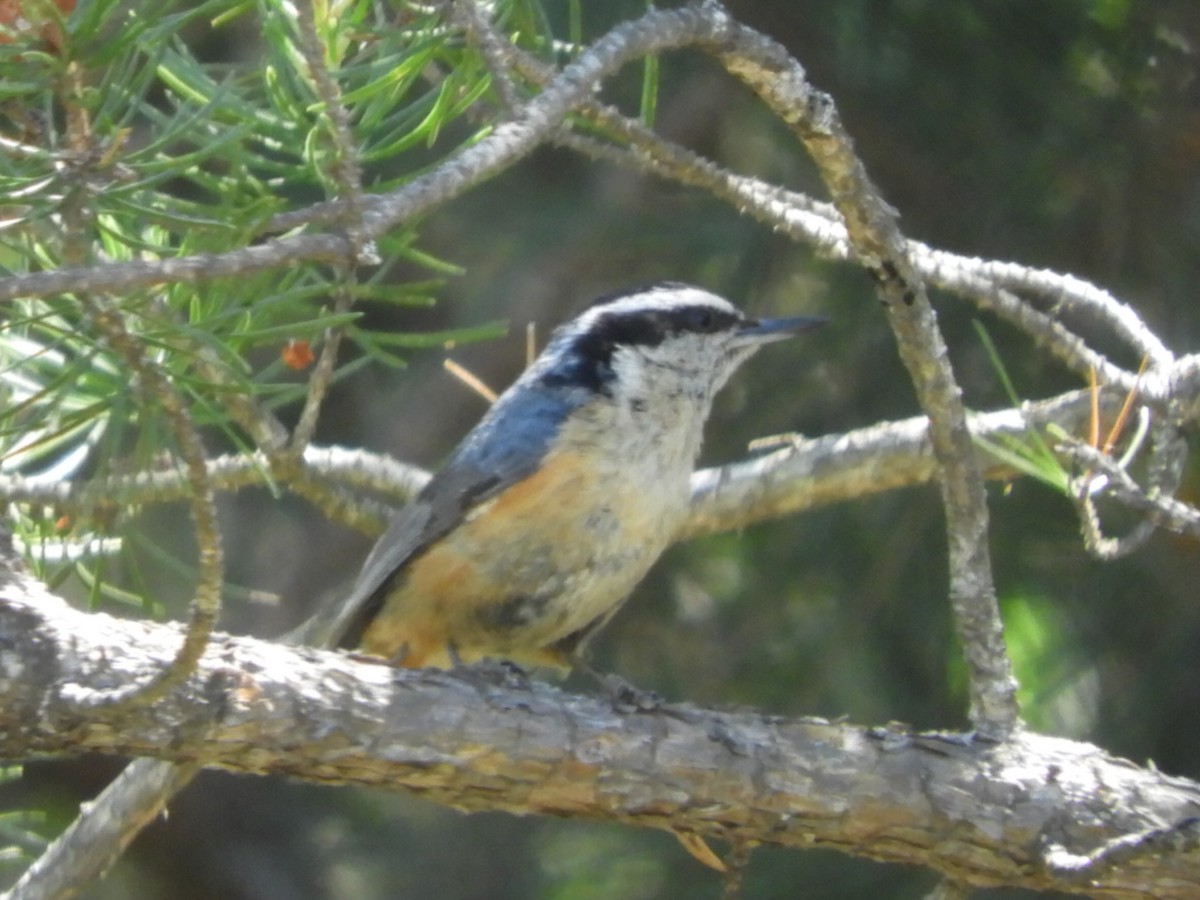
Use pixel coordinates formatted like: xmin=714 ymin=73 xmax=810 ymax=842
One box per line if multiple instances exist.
xmin=308 ymin=283 xmax=823 ymax=671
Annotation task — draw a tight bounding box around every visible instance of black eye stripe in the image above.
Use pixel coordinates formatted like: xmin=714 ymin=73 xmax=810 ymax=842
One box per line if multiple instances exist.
xmin=678 ymin=305 xmax=739 ymax=333
xmin=594 ymin=305 xmax=740 ymax=345
xmin=539 ymin=304 xmax=741 ymax=395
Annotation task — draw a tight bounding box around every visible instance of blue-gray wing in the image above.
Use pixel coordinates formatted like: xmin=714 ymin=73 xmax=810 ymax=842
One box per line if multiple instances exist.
xmin=297 ymin=382 xmax=586 ymax=649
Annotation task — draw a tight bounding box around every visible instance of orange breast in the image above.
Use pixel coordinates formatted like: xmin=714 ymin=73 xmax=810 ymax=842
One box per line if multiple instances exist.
xmin=356 ymin=452 xmax=601 ymax=669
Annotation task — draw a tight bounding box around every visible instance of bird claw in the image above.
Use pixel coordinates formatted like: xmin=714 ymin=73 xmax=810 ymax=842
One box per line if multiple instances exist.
xmin=572 ymin=659 xmax=662 ymax=711
xmin=600 ymin=673 xmax=663 ymax=713
xmin=452 ymin=656 xmax=533 ymax=691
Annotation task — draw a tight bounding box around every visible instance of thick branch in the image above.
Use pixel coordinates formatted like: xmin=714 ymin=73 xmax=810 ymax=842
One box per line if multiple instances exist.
xmin=3 ymin=576 xmax=1200 ymax=898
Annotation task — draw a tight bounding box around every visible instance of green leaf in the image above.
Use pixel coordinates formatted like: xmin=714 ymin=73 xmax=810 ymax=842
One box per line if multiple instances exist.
xmin=971 ymin=320 xmax=1069 ymax=495
xmin=640 ymin=53 xmax=659 ymax=127
xmin=351 ymin=320 xmax=507 ymax=349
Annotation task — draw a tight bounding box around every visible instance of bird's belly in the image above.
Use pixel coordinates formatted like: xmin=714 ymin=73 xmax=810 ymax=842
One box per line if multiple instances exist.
xmin=357 ymin=450 xmax=689 ymax=668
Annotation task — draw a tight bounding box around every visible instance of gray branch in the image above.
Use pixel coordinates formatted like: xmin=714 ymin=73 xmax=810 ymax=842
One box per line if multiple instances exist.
xmin=2 ymin=574 xmax=1200 ymax=899
xmin=2 ymin=388 xmax=1117 ymax=549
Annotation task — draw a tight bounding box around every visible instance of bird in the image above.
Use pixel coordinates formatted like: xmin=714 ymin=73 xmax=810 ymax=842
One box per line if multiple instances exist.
xmin=304 ymin=282 xmax=824 ymax=672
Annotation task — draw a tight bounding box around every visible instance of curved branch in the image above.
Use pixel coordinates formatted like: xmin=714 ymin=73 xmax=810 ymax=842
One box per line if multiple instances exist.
xmin=69 ymin=296 xmax=223 ymax=712
xmin=709 ymin=16 xmax=1016 ymax=732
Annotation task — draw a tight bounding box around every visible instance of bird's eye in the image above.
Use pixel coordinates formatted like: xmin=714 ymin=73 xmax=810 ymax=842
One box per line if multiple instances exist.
xmin=688 ymin=308 xmax=716 ymax=331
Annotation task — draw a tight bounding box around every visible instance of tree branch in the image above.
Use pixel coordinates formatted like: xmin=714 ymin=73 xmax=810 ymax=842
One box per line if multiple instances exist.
xmin=1 ymin=387 xmax=1118 ymax=555
xmin=2 ymin=573 xmax=1200 ymax=898
xmin=67 ymin=295 xmax=223 ymax=712
xmin=3 ymin=758 xmax=201 ymax=900
xmin=706 ymin=11 xmax=1017 ymax=735
xmin=681 ymin=387 xmax=1118 ymax=540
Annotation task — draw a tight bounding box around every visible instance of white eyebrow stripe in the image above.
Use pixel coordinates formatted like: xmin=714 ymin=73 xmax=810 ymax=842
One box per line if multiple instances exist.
xmin=569 ymin=286 xmax=738 ymax=333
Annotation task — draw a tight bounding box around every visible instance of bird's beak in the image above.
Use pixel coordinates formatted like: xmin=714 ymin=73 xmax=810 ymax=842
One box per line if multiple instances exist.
xmin=734 ymin=315 xmax=828 ymax=347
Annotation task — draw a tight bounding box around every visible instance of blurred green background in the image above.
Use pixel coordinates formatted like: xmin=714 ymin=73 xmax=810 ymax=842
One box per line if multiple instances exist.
xmin=8 ymin=1 xmax=1200 ymax=897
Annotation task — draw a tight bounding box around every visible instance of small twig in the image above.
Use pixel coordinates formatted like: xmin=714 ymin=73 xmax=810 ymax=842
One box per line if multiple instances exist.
xmin=57 ymin=63 xmax=97 ymax=269
xmin=917 ymin=248 xmax=1142 ymax=393
xmin=284 ymin=464 xmax=392 ymax=535
xmin=526 ymin=322 xmax=537 ymax=366
xmin=1088 ymin=366 xmax=1102 ymax=450
xmin=289 ymin=0 xmax=374 ymax=451
xmin=1072 ymin=484 xmax=1156 ymax=560
xmin=290 ymin=280 xmax=357 ymax=453
xmin=720 ymin=839 xmax=755 ymax=900
xmin=443 ymin=357 xmax=499 ymax=403
xmin=293 ymin=0 xmax=375 ymax=264
xmin=1063 ymin=439 xmax=1200 ymax=542
xmin=2 ymin=759 xmax=202 ymax=900
xmin=448 ymin=0 xmax=524 ymax=112
xmin=1144 ymin=401 xmax=1189 ymax=517
xmin=66 ymin=296 xmax=223 ymax=711
xmin=1170 ymin=354 xmax=1200 ymax=425
xmin=0 ymin=233 xmax=354 ymax=302
xmin=1101 ymin=358 xmax=1148 ymax=455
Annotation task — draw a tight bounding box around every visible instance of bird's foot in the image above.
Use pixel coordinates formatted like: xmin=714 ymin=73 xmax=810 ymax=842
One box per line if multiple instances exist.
xmin=575 ymin=662 xmax=662 ymax=712
xmin=452 ymin=655 xmax=534 ymax=691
